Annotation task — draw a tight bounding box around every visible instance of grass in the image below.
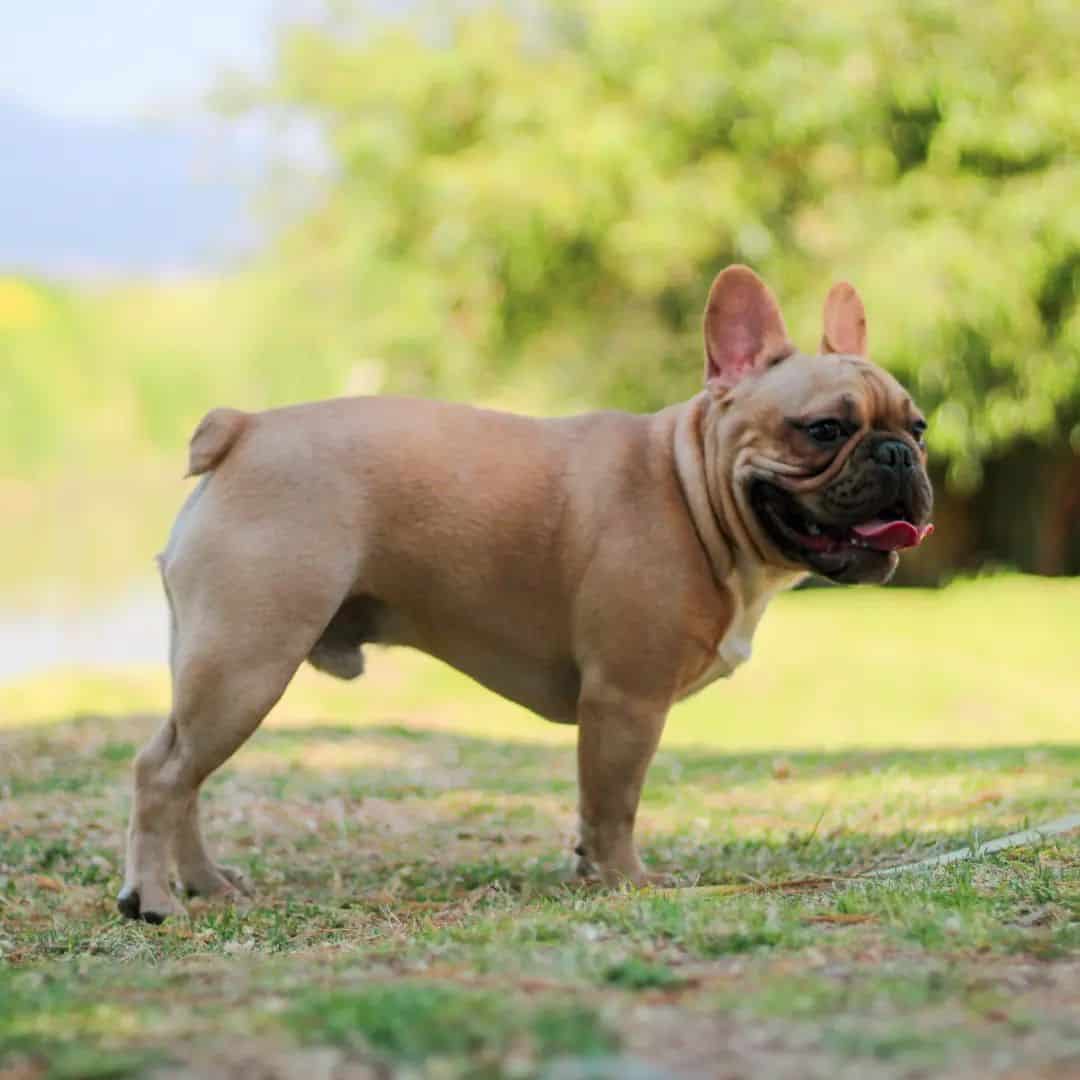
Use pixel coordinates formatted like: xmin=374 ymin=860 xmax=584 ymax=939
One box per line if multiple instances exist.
xmin=1 ymin=575 xmax=1078 ymax=1078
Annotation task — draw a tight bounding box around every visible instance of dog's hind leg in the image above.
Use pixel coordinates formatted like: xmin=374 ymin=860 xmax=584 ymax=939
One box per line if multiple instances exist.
xmin=118 ymin=543 xmax=353 ymax=923
xmin=118 ymin=640 xmax=306 ymax=922
xmin=118 ymin=715 xmax=187 ymax=922
xmin=176 ymin=594 xmax=384 ymax=898
xmin=174 ymin=779 xmax=252 ymax=901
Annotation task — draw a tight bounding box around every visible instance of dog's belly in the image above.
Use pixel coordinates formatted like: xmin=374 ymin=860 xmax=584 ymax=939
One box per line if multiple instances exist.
xmin=396 ymin=624 xmax=582 ymax=723
xmin=323 ymin=597 xmax=581 ymax=723
xmin=433 ymin=643 xmax=581 ymax=723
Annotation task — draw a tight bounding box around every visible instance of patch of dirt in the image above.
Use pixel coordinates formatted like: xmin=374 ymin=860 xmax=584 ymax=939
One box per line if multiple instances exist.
xmin=618 ymin=957 xmax=1080 ymax=1080
xmin=147 ymin=1040 xmax=381 ymax=1080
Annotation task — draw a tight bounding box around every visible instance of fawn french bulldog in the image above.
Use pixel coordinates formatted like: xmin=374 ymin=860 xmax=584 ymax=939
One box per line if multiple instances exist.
xmin=119 ymin=266 xmax=932 ymax=921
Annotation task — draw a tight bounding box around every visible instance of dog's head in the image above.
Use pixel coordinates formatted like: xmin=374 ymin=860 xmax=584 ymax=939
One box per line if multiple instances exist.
xmin=701 ymin=266 xmax=933 ymax=585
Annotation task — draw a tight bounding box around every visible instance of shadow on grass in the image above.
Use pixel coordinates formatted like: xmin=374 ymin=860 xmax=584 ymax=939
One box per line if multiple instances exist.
xmin=250 ymin=721 xmax=1080 ymax=780
xmin=8 ymin=711 xmax=1080 ymax=798
xmin=4 ymin=711 xmax=1077 ymax=898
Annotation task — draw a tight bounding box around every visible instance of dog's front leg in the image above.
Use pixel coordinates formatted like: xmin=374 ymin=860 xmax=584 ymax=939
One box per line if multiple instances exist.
xmin=575 ymin=680 xmax=667 ymax=886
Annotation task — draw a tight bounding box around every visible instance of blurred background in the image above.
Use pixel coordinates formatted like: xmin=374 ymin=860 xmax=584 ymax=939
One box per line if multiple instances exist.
xmin=2 ymin=0 xmax=1078 ymax=697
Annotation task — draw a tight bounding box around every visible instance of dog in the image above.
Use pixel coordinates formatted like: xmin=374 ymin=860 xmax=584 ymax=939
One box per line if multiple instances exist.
xmin=118 ymin=265 xmax=933 ymax=922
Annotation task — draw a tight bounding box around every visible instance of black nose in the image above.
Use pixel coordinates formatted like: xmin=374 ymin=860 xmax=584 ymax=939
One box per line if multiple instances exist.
xmin=873 ymin=438 xmax=915 ymax=472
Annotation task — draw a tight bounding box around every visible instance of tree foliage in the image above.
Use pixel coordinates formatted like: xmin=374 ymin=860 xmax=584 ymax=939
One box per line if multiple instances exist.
xmin=250 ymin=0 xmax=1080 ymax=489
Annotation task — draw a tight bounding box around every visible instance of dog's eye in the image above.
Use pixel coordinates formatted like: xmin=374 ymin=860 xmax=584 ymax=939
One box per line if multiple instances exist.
xmin=912 ymin=420 xmax=928 ymax=446
xmin=806 ymin=419 xmax=845 ymax=445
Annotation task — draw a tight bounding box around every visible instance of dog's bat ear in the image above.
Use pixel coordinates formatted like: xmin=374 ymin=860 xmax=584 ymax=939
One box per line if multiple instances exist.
xmin=703 ymin=265 xmax=793 ymax=395
xmin=821 ymin=282 xmax=868 ymax=356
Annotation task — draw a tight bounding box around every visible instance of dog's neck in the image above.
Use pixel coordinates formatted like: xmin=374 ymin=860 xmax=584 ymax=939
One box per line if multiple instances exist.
xmin=670 ymin=393 xmax=805 ymax=606
xmin=671 ymin=393 xmax=734 ymax=586
xmin=670 ymin=397 xmax=802 ymax=693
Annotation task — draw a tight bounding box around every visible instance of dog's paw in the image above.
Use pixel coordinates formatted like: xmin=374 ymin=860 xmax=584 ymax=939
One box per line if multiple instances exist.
xmin=573 ymin=845 xmax=597 ymax=881
xmin=637 ymin=870 xmax=678 ymax=888
xmin=572 ymin=848 xmax=674 ymax=889
xmin=182 ymin=863 xmax=253 ymax=900
xmin=116 ymin=884 xmax=186 ymax=924
xmin=216 ymin=864 xmax=254 ymax=897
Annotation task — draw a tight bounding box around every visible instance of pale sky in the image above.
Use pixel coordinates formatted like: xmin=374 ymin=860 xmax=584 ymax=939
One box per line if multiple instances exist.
xmin=1 ymin=0 xmax=292 ymax=121
xmin=0 ymin=1 xmax=414 ymax=274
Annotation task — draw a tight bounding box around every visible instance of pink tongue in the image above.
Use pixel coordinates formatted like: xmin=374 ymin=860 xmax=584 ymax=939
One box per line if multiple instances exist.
xmin=852 ymin=519 xmax=934 ymax=552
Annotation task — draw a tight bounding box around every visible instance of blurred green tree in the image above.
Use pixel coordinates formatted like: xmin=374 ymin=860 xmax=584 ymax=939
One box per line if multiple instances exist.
xmin=238 ymin=0 xmax=1080 ymax=492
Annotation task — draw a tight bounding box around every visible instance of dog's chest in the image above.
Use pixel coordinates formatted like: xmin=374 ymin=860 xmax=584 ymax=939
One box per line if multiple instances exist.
xmin=678 ymin=566 xmax=801 ymax=699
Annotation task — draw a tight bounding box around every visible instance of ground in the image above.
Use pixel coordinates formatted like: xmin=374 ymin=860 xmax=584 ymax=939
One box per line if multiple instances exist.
xmin=1 ymin=576 xmax=1079 ymax=1079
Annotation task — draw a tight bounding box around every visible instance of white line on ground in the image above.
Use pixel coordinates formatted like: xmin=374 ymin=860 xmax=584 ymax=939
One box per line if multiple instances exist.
xmin=863 ymin=813 xmax=1080 ymax=877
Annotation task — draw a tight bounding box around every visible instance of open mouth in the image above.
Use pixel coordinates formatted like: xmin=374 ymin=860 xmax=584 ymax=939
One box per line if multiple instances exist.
xmin=752 ymin=482 xmax=934 ymax=564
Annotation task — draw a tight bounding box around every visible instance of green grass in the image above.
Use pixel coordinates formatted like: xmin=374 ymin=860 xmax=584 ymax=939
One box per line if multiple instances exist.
xmin=286 ymin=984 xmax=617 ymax=1068
xmin=1 ymin=575 xmax=1078 ymax=1078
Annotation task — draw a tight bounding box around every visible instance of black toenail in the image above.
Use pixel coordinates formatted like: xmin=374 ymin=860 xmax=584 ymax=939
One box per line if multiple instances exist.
xmin=140 ymin=910 xmax=167 ymax=925
xmin=117 ymin=888 xmax=141 ymax=920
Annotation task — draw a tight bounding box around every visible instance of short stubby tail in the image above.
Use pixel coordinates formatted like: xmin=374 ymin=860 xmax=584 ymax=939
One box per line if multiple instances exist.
xmin=187 ymin=408 xmax=249 ymax=476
